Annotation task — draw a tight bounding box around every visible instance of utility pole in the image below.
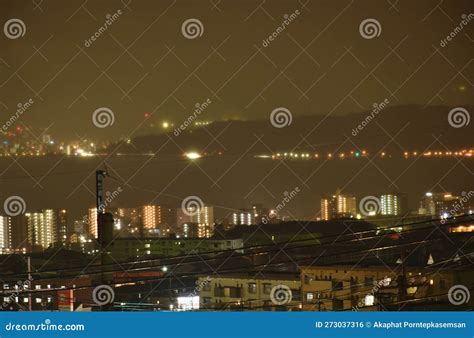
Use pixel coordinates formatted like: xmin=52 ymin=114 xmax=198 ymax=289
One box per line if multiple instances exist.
xmin=397 ymin=249 xmax=407 ymax=310
xmin=96 ymin=170 xmax=106 ymax=287
xmin=95 ymin=170 xmax=114 ymax=311
xmin=96 ymin=170 xmax=107 ymax=215
xmin=27 ymin=256 xmax=32 ymax=311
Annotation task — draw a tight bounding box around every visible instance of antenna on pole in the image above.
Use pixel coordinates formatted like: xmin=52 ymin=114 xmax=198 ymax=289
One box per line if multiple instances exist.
xmin=96 ymin=170 xmax=107 ymax=215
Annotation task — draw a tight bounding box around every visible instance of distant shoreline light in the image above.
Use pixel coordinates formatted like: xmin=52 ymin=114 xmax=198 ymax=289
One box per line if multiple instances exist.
xmin=185 ymin=152 xmax=202 ymax=160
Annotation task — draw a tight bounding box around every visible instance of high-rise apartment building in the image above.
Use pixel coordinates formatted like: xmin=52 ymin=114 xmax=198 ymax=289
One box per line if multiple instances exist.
xmin=25 ymin=209 xmax=67 ymax=250
xmin=419 ymin=192 xmax=464 ymax=217
xmin=0 ymin=216 xmax=11 ymax=253
xmin=321 ymin=190 xmax=357 ymax=220
xmin=178 ymin=205 xmax=215 ymax=238
xmin=231 ymin=210 xmax=253 ymax=226
xmin=380 ymin=194 xmax=404 ymax=216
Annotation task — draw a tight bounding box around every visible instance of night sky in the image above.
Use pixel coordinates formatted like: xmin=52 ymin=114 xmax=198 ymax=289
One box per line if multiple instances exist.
xmin=0 ymin=0 xmax=473 ymax=141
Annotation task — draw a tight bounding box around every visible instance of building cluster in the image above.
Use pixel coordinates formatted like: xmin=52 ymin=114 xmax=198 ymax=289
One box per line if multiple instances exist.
xmin=2 ymin=263 xmax=469 ymax=312
xmin=0 ymin=130 xmax=107 ymax=157
xmin=196 ymin=264 xmax=466 ymax=311
xmin=320 ymin=190 xmax=473 ymax=222
xmin=0 ymin=209 xmax=67 ymax=254
xmin=1 ymin=190 xmax=472 ymax=255
xmin=0 ymin=202 xmax=277 ymax=255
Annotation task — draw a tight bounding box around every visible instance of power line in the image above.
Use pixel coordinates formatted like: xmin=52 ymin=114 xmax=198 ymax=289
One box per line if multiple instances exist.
xmin=2 ymin=215 xmax=467 ymax=280
xmin=2 ymin=236 xmax=467 ymax=297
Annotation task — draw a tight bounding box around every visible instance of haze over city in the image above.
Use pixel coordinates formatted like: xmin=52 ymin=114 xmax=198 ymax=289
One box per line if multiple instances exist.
xmin=0 ymin=0 xmax=472 ymax=316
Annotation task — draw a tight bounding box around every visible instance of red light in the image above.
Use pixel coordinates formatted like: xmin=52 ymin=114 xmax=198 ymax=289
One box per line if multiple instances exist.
xmin=144 ymin=112 xmax=150 ymax=119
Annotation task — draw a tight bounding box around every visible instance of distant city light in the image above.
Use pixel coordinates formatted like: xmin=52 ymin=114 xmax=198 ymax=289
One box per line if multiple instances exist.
xmin=185 ymin=152 xmax=201 ymax=160
xmin=162 ymin=122 xmax=169 ymax=129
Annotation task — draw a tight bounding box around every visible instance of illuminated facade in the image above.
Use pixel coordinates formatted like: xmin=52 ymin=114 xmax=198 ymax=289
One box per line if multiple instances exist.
xmin=88 ymin=208 xmax=98 ymax=238
xmin=178 ymin=205 xmax=214 ymax=238
xmin=141 ymin=205 xmax=176 ymax=236
xmin=198 ymin=275 xmax=301 ymax=310
xmin=231 ymin=210 xmax=253 ymax=226
xmin=0 ymin=216 xmax=11 ymax=253
xmin=321 ymin=191 xmax=356 ymax=220
xmin=301 ymin=265 xmax=457 ymax=311
xmin=251 ymin=203 xmax=270 ymax=224
xmin=142 ymin=205 xmax=161 ymax=229
xmin=380 ymin=194 xmax=402 ymax=215
xmin=25 ymin=209 xmax=67 ymax=250
xmin=182 ymin=222 xmax=214 ymax=238
xmin=320 ymin=198 xmax=335 ymax=221
xmin=419 ymin=192 xmax=464 ymax=217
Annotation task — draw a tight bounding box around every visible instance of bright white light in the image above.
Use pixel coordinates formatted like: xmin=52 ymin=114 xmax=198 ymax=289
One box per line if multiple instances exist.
xmin=185 ymin=152 xmax=201 ymax=160
xmin=177 ymin=296 xmax=200 ymax=311
xmin=364 ymin=295 xmax=374 ymax=306
xmin=161 ymin=266 xmax=168 ymax=272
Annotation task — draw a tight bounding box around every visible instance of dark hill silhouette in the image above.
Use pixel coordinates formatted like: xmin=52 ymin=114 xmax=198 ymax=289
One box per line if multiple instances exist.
xmin=108 ymin=105 xmax=473 ymax=155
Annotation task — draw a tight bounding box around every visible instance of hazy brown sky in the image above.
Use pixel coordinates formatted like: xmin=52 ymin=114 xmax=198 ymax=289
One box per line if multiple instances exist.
xmin=0 ymin=0 xmax=473 ymax=140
